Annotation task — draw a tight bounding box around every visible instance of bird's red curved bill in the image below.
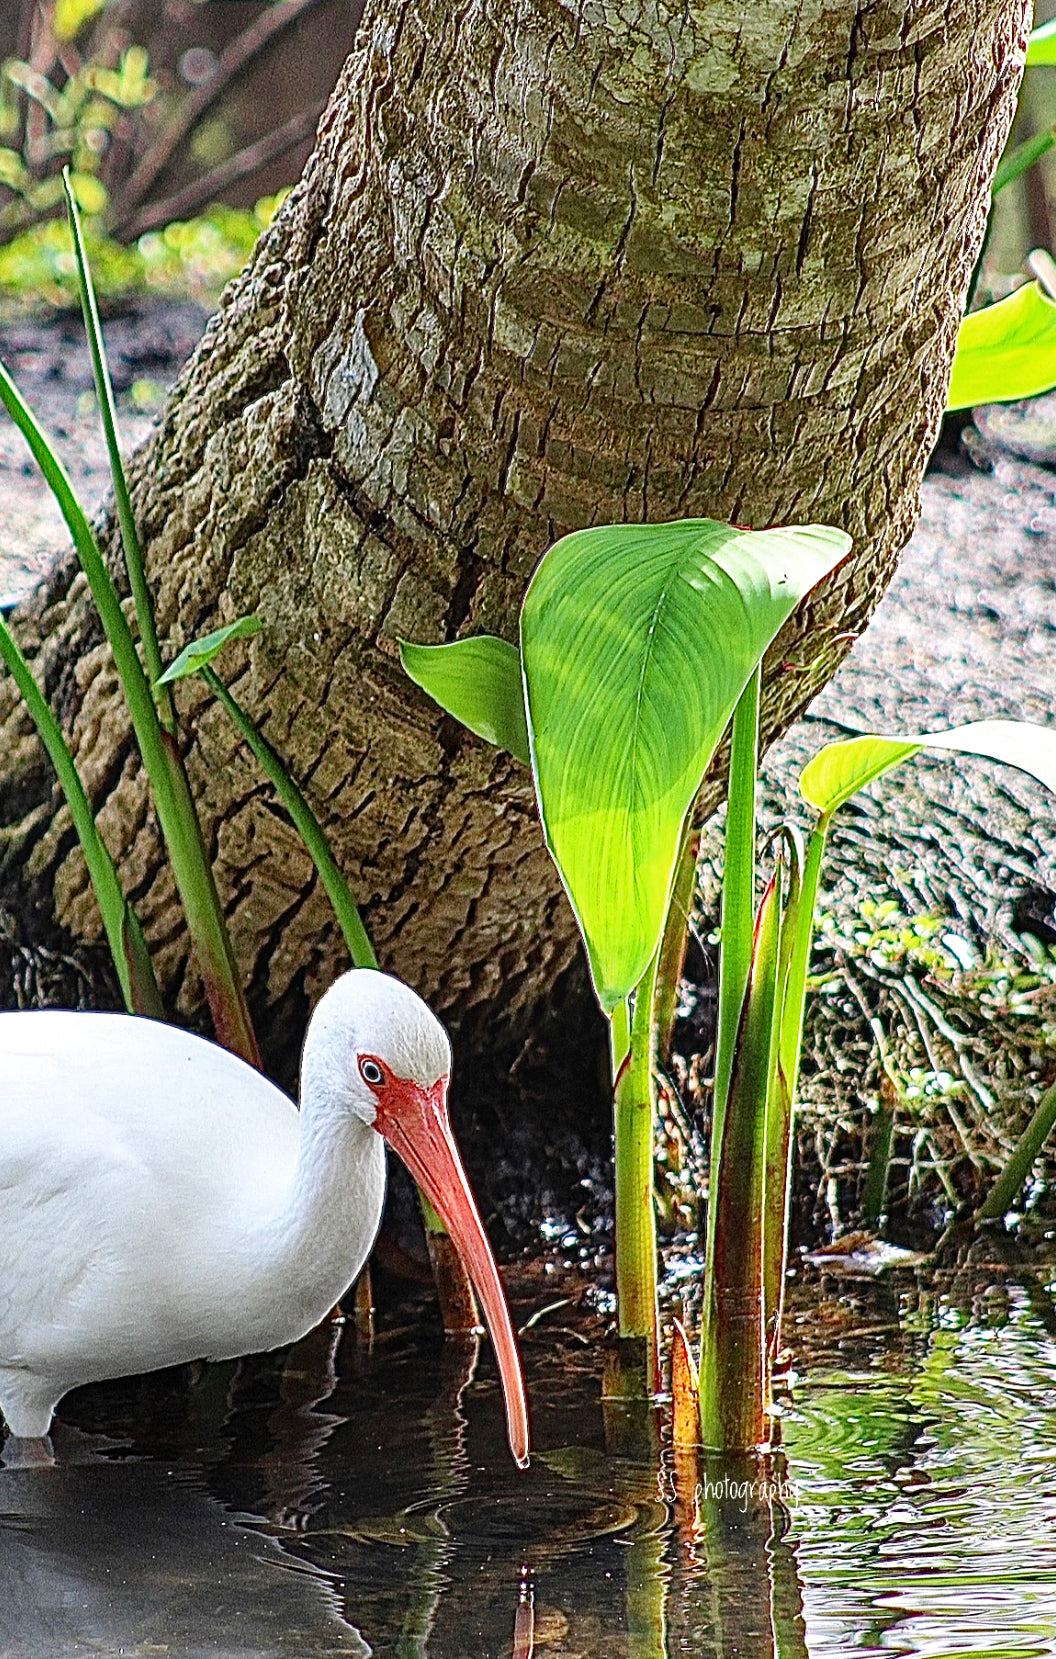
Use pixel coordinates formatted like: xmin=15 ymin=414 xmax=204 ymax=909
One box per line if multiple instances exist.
xmin=375 ymin=1081 xmax=531 ymax=1468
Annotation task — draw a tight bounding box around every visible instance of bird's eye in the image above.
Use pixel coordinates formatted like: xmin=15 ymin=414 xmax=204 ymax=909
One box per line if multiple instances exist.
xmin=359 ymin=1057 xmax=385 ymax=1088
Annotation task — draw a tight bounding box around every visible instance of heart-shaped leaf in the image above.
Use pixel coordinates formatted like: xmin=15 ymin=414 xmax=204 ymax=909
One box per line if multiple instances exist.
xmin=520 ymin=519 xmax=851 ymax=1010
xmin=947 ymin=283 xmax=1056 ymax=410
xmin=158 ymin=615 xmax=263 ymax=685
xmin=399 ymin=636 xmax=530 ymax=766
xmin=800 ymin=719 xmax=1056 ymax=815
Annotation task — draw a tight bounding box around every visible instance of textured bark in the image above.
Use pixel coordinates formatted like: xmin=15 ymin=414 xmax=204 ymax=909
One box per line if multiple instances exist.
xmin=0 ymin=1 xmax=1029 ymax=1166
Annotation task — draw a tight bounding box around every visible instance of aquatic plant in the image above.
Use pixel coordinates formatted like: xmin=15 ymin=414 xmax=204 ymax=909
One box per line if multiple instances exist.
xmin=404 ymin=517 xmax=1056 ymax=1449
xmin=699 ymin=713 xmax=1056 ymax=1448
xmin=402 ymin=517 xmax=851 ymax=1394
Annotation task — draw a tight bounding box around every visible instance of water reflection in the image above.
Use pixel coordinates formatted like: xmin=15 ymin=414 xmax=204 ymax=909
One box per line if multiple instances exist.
xmin=4 ymin=1262 xmax=1056 ymax=1656
xmin=786 ymin=1265 xmax=1056 ymax=1658
xmin=0 ymin=1454 xmax=368 ymax=1657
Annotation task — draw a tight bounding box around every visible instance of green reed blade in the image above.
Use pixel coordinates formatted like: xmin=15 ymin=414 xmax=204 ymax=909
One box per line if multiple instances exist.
xmin=0 ymin=613 xmax=162 ymax=1017
xmin=62 ymin=168 xmax=173 ymax=730
xmin=200 ymin=665 xmax=377 ymax=969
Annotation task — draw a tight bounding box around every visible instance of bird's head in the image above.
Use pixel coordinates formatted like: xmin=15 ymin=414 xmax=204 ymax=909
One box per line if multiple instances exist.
xmin=303 ymin=969 xmax=530 ymax=1469
xmin=305 ymin=968 xmax=453 ymax=1125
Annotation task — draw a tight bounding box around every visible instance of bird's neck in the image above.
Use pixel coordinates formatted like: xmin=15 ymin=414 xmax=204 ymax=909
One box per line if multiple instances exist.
xmin=267 ymin=1090 xmax=386 ymax=1308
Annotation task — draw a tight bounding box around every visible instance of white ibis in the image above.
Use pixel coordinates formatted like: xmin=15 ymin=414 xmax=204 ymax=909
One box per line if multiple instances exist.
xmin=0 ymin=970 xmax=530 ymax=1466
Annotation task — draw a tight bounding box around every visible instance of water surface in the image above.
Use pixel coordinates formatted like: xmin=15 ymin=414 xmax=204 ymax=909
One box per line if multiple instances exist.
xmin=3 ymin=1259 xmax=1056 ymax=1657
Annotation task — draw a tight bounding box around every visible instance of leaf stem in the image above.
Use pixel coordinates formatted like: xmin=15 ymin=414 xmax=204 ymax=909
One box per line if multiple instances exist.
xmin=0 ymin=614 xmax=163 ymax=1018
xmin=994 ymin=126 xmax=1056 ymax=194
xmin=700 ymin=871 xmax=782 ymax=1450
xmin=712 ymin=665 xmax=761 ymax=1130
xmin=652 ymin=813 xmax=699 ymax=1068
xmin=976 ymin=1075 xmax=1056 ymax=1222
xmin=612 ymin=956 xmax=661 ymax=1391
xmin=201 ymin=665 xmax=378 ymax=969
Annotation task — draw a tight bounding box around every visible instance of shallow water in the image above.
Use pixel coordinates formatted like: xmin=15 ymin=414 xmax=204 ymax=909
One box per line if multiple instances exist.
xmin=3 ymin=1259 xmax=1056 ymax=1658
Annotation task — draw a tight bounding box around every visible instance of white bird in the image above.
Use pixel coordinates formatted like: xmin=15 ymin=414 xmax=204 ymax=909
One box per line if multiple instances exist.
xmin=0 ymin=969 xmax=529 ymax=1466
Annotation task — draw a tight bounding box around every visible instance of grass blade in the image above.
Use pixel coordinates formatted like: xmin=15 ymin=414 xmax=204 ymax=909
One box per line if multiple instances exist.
xmin=0 ymin=614 xmax=162 ymax=1017
xmin=62 ymin=169 xmax=172 ymax=727
xmin=0 ymin=354 xmax=259 ymax=1065
xmin=199 ymin=665 xmax=377 ymax=969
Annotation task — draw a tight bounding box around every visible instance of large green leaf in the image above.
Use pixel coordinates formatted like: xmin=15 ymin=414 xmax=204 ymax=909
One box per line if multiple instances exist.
xmin=947 ymin=283 xmax=1056 ymax=410
xmin=520 ymin=519 xmax=851 ymax=1010
xmin=399 ymin=636 xmax=530 ymax=766
xmin=800 ymin=719 xmax=1056 ymax=816
xmin=1027 ymin=18 xmax=1056 ymax=64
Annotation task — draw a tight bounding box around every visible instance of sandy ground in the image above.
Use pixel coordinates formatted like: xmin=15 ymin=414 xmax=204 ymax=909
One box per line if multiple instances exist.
xmin=0 ymin=302 xmax=209 ymax=609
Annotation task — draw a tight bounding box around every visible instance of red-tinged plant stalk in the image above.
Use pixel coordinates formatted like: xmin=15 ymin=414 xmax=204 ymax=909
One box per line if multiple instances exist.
xmin=700 ymin=867 xmax=783 ymax=1453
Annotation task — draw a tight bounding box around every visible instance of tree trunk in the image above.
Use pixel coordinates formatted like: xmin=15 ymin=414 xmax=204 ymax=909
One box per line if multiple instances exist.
xmin=0 ymin=1 xmax=1028 ymax=1188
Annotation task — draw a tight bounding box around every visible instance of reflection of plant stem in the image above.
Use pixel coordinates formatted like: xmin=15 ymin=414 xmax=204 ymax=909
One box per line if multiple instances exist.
xmin=624 ymin=1506 xmax=668 ymax=1659
xmin=261 ymin=1320 xmax=345 ymax=1523
xmin=512 ymin=1572 xmax=535 ymax=1659
xmin=608 ymin=1454 xmax=669 ymax=1659
xmin=766 ymin=1493 xmax=811 ymax=1659
xmin=692 ymin=1459 xmax=808 ymax=1659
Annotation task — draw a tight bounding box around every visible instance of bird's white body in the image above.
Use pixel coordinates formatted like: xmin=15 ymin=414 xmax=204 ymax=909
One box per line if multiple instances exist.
xmin=0 ymin=972 xmax=442 ymax=1440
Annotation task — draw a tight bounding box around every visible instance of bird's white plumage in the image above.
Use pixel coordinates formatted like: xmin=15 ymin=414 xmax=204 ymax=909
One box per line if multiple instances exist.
xmin=0 ymin=970 xmax=450 ymax=1438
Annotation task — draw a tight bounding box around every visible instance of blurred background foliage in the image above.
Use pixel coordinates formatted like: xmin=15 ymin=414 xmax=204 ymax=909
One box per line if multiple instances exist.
xmin=0 ymin=0 xmax=362 ymax=310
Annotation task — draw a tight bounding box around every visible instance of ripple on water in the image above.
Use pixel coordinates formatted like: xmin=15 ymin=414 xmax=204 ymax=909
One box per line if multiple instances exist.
xmin=786 ymin=1284 xmax=1056 ymax=1659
